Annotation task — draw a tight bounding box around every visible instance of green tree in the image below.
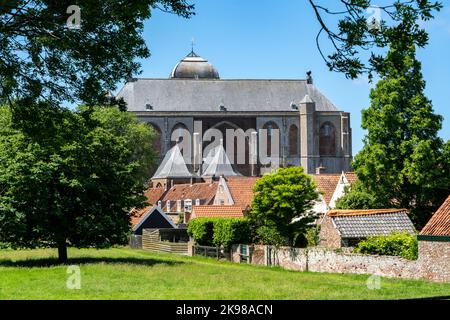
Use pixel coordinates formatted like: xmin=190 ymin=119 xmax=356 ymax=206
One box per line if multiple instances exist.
xmin=335 ymin=182 xmax=386 ymax=210
xmin=249 ymin=167 xmax=319 ymax=247
xmin=0 ymin=104 xmax=156 ymax=262
xmin=308 ymin=0 xmax=442 ymax=79
xmin=351 ymin=42 xmax=450 ymax=228
xmin=0 ymin=1 xmax=194 ymax=107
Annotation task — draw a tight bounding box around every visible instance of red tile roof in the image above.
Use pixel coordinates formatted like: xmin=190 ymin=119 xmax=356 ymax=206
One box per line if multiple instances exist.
xmin=130 ymin=187 xmax=167 ymax=226
xmin=328 ymin=208 xmax=409 ymax=217
xmin=311 ymin=174 xmax=341 ymax=204
xmin=190 ymin=205 xmax=244 ymax=220
xmin=225 ymin=177 xmax=260 ymax=210
xmin=144 ymin=188 xmax=166 ymax=205
xmin=344 ymin=172 xmax=358 ymax=185
xmin=162 ymin=182 xmax=218 ymax=211
xmin=420 ymin=195 xmax=450 ymax=237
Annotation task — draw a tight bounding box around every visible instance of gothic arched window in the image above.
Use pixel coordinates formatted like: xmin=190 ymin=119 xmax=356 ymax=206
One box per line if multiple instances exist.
xmin=319 ymin=122 xmax=336 ymax=156
xmin=171 ymin=123 xmax=189 ymax=147
xmin=148 ymin=123 xmax=162 ymax=154
xmin=288 ymin=124 xmax=299 ymax=156
xmin=262 ymin=121 xmax=280 ymax=157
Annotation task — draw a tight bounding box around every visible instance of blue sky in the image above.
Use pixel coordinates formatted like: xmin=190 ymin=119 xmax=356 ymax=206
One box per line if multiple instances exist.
xmin=128 ymin=0 xmax=450 ymax=154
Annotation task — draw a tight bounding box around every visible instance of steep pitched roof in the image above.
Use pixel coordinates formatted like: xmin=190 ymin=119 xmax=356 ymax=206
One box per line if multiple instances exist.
xmin=191 ymin=205 xmax=244 ymax=219
xmin=130 ymin=188 xmax=167 ymax=226
xmin=132 ymin=206 xmax=176 ymax=230
xmin=201 ymin=144 xmax=240 ymax=177
xmin=420 ymin=195 xmax=450 ymax=237
xmin=225 ymin=177 xmax=260 ymax=210
xmin=311 ymin=174 xmax=341 ymax=204
xmin=117 ymin=79 xmax=340 ymax=113
xmin=327 ymin=209 xmax=416 ymax=239
xmin=152 ymin=144 xmax=193 ymax=179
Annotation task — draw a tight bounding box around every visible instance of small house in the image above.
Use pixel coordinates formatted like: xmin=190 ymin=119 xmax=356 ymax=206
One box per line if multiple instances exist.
xmin=319 ymin=208 xmax=416 ymax=248
xmin=132 ymin=206 xmax=177 ymax=235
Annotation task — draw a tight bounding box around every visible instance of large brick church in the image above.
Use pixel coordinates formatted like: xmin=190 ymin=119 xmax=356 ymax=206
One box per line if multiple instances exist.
xmin=117 ymin=50 xmax=352 ymax=180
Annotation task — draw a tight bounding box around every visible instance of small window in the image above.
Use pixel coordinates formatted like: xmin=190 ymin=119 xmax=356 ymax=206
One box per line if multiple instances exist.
xmin=184 ymin=199 xmax=192 ymax=212
xmin=166 ymin=200 xmax=171 ymax=212
xmin=157 ymin=200 xmax=162 ymax=208
xmin=177 ymin=200 xmax=182 ymax=212
xmin=219 ymin=199 xmax=225 ymax=205
xmin=195 ymin=199 xmax=201 ymax=206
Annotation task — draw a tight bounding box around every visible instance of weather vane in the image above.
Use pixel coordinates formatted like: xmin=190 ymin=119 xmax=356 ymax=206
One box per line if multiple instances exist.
xmin=191 ymin=37 xmax=195 ymax=53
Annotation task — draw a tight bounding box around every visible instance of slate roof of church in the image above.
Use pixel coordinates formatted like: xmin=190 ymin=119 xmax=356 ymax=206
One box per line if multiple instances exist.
xmin=117 ymin=79 xmax=340 ymax=112
xmin=327 ymin=209 xmax=416 ymax=239
xmin=152 ymin=144 xmax=193 ymax=179
xmin=420 ymin=195 xmax=450 ymax=237
xmin=201 ymin=144 xmax=240 ymax=177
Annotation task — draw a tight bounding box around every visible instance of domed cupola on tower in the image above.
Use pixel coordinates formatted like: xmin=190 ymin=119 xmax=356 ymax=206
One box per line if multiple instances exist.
xmin=170 ymin=50 xmax=220 ymax=80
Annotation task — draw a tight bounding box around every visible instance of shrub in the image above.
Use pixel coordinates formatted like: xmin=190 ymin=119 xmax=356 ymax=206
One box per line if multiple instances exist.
xmin=213 ymin=218 xmax=250 ymax=248
xmin=255 ymin=225 xmax=286 ymax=247
xmin=188 ymin=218 xmax=250 ymax=248
xmin=305 ymin=225 xmax=321 ymax=247
xmin=187 ymin=218 xmax=215 ymax=246
xmin=355 ymin=232 xmax=418 ymax=260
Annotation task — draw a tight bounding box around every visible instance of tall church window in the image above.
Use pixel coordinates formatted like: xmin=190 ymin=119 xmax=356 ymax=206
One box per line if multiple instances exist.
xmin=171 ymin=123 xmax=189 ymax=147
xmin=288 ymin=124 xmax=299 ymax=156
xmin=262 ymin=122 xmax=280 ymax=156
xmin=148 ymin=123 xmax=162 ymax=154
xmin=319 ymin=122 xmax=336 ymax=156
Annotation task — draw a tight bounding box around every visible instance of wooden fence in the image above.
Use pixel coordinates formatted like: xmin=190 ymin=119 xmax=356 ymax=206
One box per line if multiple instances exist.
xmin=193 ymin=245 xmax=230 ymax=260
xmin=142 ymin=229 xmax=189 ymax=255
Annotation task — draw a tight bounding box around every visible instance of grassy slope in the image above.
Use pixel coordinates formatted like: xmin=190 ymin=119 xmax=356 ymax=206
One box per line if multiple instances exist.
xmin=0 ymin=247 xmax=449 ymax=300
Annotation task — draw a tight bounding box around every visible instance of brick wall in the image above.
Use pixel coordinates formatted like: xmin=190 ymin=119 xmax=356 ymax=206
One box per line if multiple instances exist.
xmin=418 ymin=240 xmax=450 ymax=282
xmin=318 ymin=215 xmax=342 ymax=248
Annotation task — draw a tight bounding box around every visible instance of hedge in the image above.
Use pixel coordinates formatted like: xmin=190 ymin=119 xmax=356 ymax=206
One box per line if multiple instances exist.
xmin=187 ymin=218 xmax=215 ymax=246
xmin=187 ymin=218 xmax=250 ymax=248
xmin=355 ymin=232 xmax=418 ymax=260
xmin=212 ymin=218 xmax=251 ymax=248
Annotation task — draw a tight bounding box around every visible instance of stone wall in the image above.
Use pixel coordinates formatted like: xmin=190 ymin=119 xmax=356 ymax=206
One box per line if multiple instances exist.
xmin=229 ymin=244 xmax=449 ymax=283
xmin=418 ymin=240 xmax=450 ymax=283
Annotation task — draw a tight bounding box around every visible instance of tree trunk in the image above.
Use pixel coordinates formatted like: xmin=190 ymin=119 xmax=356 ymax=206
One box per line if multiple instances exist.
xmin=58 ymin=241 xmax=68 ymax=263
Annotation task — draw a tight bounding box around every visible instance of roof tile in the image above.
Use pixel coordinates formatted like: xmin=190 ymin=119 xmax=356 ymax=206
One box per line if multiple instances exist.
xmin=420 ymin=195 xmax=450 ymax=236
xmin=226 ymin=177 xmax=259 ymax=210
xmin=191 ymin=205 xmax=244 ymax=220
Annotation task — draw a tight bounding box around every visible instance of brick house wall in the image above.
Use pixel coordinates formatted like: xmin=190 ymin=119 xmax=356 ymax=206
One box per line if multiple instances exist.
xmin=318 ymin=215 xmax=342 ymax=248
xmin=418 ymin=240 xmax=450 ymax=282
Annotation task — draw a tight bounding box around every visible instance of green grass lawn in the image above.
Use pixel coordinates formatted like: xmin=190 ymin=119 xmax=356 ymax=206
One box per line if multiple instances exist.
xmin=0 ymin=247 xmax=449 ymax=300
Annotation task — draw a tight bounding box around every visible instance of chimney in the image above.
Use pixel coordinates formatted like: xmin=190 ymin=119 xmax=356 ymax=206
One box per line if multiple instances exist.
xmin=315 ymin=166 xmax=327 ymax=175
xmin=306 ymin=71 xmax=313 ymax=84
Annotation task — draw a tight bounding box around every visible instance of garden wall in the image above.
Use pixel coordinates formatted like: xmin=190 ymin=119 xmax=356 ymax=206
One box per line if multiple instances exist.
xmin=230 ymin=245 xmax=449 ymax=282
xmin=418 ymin=240 xmax=450 ymax=283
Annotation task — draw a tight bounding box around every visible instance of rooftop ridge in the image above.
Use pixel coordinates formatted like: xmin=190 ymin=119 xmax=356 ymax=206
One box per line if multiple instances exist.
xmin=328 ymin=208 xmax=408 ymax=217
